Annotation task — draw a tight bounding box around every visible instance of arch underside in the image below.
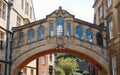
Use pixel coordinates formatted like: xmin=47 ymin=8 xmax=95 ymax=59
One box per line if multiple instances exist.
xmin=12 ymin=39 xmax=109 ymax=75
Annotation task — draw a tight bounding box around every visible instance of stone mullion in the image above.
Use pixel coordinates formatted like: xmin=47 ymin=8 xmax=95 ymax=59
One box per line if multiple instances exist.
xmin=34 ymin=29 xmax=38 ymax=41
xmin=83 ymin=27 xmax=86 ymax=41
xmin=93 ymin=30 xmax=97 ymax=44
xmin=45 ymin=23 xmax=49 ymax=38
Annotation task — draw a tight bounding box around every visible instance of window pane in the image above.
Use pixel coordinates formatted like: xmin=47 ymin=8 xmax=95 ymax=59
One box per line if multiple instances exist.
xmin=28 ymin=30 xmax=34 ymax=42
xmin=86 ymin=30 xmax=93 ymax=42
xmin=20 ymin=32 xmax=24 ymax=45
xmin=49 ymin=23 xmax=54 ymax=37
xmin=42 ymin=56 xmax=46 ymax=65
xmin=112 ymin=56 xmax=117 ymax=75
xmin=38 ymin=27 xmax=45 ymax=40
xmin=57 ymin=17 xmax=64 ymax=36
xmin=99 ymin=6 xmax=103 ymax=18
xmin=109 ymin=20 xmax=114 ymax=39
xmin=108 ymin=0 xmax=112 ymax=7
xmin=67 ymin=23 xmax=71 ymax=37
xmin=76 ymin=26 xmax=83 ymax=39
xmin=25 ymin=1 xmax=29 ymax=14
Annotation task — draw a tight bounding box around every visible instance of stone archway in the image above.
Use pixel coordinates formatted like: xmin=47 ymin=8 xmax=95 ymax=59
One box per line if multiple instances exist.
xmin=11 ymin=41 xmax=109 ymax=75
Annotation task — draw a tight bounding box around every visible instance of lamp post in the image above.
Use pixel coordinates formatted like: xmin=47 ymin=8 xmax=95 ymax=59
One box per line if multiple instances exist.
xmin=5 ymin=1 xmax=13 ymax=75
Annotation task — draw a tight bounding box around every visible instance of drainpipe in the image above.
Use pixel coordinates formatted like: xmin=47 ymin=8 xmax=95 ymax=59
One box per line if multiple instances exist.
xmin=5 ymin=1 xmax=13 ymax=75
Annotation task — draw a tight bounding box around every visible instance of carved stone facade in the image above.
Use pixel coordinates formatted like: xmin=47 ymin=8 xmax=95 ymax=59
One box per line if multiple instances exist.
xmin=93 ymin=0 xmax=120 ymax=75
xmin=12 ymin=7 xmax=108 ymax=75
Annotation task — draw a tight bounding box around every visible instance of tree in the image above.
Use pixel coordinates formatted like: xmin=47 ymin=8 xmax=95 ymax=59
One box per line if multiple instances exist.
xmin=55 ymin=66 xmax=65 ymax=75
xmin=56 ymin=58 xmax=78 ymax=75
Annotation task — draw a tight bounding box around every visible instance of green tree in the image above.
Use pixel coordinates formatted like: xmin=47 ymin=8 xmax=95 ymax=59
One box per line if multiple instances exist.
xmin=57 ymin=58 xmax=78 ymax=75
xmin=55 ymin=66 xmax=65 ymax=75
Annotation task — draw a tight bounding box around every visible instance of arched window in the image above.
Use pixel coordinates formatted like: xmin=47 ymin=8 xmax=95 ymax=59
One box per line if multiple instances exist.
xmin=67 ymin=23 xmax=71 ymax=37
xmin=96 ymin=32 xmax=103 ymax=46
xmin=86 ymin=29 xmax=93 ymax=42
xmin=20 ymin=32 xmax=24 ymax=45
xmin=49 ymin=23 xmax=54 ymax=37
xmin=28 ymin=30 xmax=34 ymax=42
xmin=56 ymin=16 xmax=64 ymax=36
xmin=76 ymin=26 xmax=83 ymax=39
xmin=38 ymin=27 xmax=45 ymax=40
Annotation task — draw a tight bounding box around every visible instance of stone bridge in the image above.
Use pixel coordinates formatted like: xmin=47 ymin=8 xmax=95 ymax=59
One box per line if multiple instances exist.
xmin=11 ymin=7 xmax=109 ymax=75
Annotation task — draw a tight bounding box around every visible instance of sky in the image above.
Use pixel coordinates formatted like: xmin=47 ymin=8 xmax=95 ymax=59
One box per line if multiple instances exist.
xmin=32 ymin=0 xmax=94 ymax=23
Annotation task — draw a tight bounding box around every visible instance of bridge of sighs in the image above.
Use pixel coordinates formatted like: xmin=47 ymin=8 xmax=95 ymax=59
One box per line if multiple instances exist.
xmin=11 ymin=7 xmax=109 ymax=75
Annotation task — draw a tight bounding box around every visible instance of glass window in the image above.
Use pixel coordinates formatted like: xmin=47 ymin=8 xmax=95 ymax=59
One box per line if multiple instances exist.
xmin=0 ymin=1 xmax=6 ymax=19
xmin=41 ymin=56 xmax=46 ymax=65
xmin=76 ymin=26 xmax=83 ymax=39
xmin=112 ymin=56 xmax=117 ymax=75
xmin=99 ymin=5 xmax=103 ymax=18
xmin=108 ymin=0 xmax=112 ymax=8
xmin=38 ymin=27 xmax=45 ymax=40
xmin=20 ymin=32 xmax=24 ymax=45
xmin=17 ymin=16 xmax=21 ymax=26
xmin=67 ymin=23 xmax=71 ymax=37
xmin=28 ymin=30 xmax=34 ymax=42
xmin=109 ymin=20 xmax=114 ymax=39
xmin=86 ymin=29 xmax=93 ymax=42
xmin=96 ymin=33 xmax=103 ymax=46
xmin=49 ymin=23 xmax=54 ymax=37
xmin=25 ymin=1 xmax=29 ymax=14
xmin=50 ymin=54 xmax=52 ymax=62
xmin=57 ymin=17 xmax=64 ymax=36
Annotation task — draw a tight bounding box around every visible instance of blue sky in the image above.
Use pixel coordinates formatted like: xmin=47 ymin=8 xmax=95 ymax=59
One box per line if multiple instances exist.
xmin=33 ymin=0 xmax=94 ymax=23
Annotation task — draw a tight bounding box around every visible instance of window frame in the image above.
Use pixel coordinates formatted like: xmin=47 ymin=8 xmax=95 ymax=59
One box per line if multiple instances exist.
xmin=41 ymin=56 xmax=46 ymax=65
xmin=67 ymin=23 xmax=71 ymax=37
xmin=20 ymin=32 xmax=24 ymax=45
xmin=16 ymin=16 xmax=21 ymax=26
xmin=28 ymin=29 xmax=34 ymax=43
xmin=56 ymin=16 xmax=64 ymax=37
xmin=99 ymin=5 xmax=103 ymax=18
xmin=0 ymin=1 xmax=6 ymax=19
xmin=38 ymin=26 xmax=45 ymax=40
xmin=25 ymin=1 xmax=29 ymax=15
xmin=108 ymin=20 xmax=114 ymax=39
xmin=49 ymin=23 xmax=54 ymax=37
xmin=86 ymin=29 xmax=93 ymax=43
xmin=76 ymin=26 xmax=83 ymax=39
xmin=112 ymin=56 xmax=117 ymax=75
xmin=108 ymin=0 xmax=112 ymax=8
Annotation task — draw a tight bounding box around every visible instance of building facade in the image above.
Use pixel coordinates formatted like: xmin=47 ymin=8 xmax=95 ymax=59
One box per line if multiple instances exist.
xmin=0 ymin=0 xmax=35 ymax=75
xmin=0 ymin=0 xmax=120 ymax=75
xmin=93 ymin=0 xmax=120 ymax=75
xmin=37 ymin=54 xmax=55 ymax=75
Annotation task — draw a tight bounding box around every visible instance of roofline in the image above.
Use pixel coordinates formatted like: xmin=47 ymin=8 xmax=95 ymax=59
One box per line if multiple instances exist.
xmin=74 ymin=18 xmax=106 ymax=31
xmin=0 ymin=26 xmax=13 ymax=34
xmin=12 ymin=18 xmax=46 ymax=31
xmin=92 ymin=0 xmax=100 ymax=8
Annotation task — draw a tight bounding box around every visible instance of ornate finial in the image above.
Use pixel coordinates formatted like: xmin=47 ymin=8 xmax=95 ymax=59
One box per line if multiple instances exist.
xmin=59 ymin=6 xmax=62 ymax=11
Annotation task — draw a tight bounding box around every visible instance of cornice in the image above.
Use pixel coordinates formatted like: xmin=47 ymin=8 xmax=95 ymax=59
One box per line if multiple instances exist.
xmin=115 ymin=1 xmax=120 ymax=8
xmin=93 ymin=0 xmax=100 ymax=8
